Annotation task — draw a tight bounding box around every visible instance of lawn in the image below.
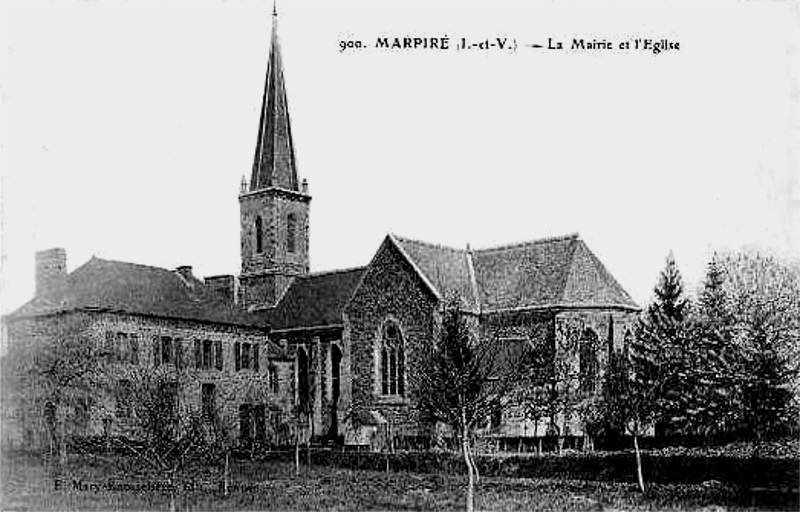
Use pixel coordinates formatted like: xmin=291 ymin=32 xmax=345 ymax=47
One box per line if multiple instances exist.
xmin=0 ymin=452 xmax=790 ymax=511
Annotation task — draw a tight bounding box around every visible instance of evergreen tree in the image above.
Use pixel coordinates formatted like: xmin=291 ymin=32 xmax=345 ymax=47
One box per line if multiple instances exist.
xmin=639 ymin=252 xmax=693 ymax=435
xmin=686 ymin=255 xmax=741 ymax=437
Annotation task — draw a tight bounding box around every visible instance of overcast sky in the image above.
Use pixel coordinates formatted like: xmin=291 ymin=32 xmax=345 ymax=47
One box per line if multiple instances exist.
xmin=1 ymin=0 xmax=798 ymax=318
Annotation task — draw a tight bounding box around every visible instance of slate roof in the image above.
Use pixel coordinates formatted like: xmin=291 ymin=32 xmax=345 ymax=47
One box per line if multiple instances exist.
xmin=389 ymin=233 xmax=638 ymax=312
xmin=7 ymin=257 xmax=264 ymax=328
xmin=264 ymin=267 xmax=366 ymax=331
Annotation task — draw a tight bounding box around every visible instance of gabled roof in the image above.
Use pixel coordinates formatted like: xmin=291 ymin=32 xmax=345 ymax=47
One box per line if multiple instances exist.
xmin=249 ymin=9 xmax=299 ymax=192
xmin=390 ymin=235 xmax=476 ymax=309
xmin=264 ymin=267 xmax=366 ymax=331
xmin=386 ymin=233 xmax=638 ymax=313
xmin=6 ymin=257 xmax=264 ymax=328
xmin=473 ymin=235 xmax=638 ymax=311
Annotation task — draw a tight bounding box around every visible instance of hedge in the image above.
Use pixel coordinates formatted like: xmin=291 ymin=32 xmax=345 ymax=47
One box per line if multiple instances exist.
xmin=301 ymin=449 xmax=799 ymax=490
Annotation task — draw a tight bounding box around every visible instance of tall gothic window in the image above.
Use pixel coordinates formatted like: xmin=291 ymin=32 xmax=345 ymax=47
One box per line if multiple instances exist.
xmin=297 ymin=347 xmax=310 ymax=412
xmin=255 ymin=216 xmax=263 ymax=254
xmin=579 ymin=329 xmax=599 ymax=393
xmin=286 ymin=213 xmax=296 ymax=253
xmin=380 ymin=321 xmax=405 ymax=396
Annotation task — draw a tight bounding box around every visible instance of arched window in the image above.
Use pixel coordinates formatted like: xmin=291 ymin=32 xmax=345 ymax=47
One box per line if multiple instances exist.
xmin=380 ymin=321 xmax=405 ymax=396
xmin=255 ymin=216 xmax=263 ymax=254
xmin=579 ymin=329 xmax=599 ymax=393
xmin=286 ymin=213 xmax=296 ymax=253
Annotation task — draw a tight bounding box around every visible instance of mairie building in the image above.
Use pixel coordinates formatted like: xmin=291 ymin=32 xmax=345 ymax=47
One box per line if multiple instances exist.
xmin=3 ymin=10 xmax=639 ymax=451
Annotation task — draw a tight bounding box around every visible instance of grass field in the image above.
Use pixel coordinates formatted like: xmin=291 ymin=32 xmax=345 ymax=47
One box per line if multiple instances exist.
xmin=0 ymin=453 xmax=791 ymax=511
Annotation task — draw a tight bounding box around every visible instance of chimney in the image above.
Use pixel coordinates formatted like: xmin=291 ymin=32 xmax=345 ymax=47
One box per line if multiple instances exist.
xmin=35 ymin=248 xmax=67 ymax=296
xmin=205 ymin=275 xmax=235 ymax=303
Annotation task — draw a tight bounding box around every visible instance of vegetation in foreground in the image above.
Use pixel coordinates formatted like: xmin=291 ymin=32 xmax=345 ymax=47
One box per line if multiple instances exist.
xmin=1 ymin=452 xmax=793 ymax=511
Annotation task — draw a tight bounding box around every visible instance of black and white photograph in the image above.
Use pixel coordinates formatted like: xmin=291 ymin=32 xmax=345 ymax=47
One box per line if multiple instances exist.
xmin=1 ymin=1 xmax=798 ymax=510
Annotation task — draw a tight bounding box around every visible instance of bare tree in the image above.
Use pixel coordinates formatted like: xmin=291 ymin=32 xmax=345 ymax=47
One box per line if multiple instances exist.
xmin=415 ymin=299 xmax=518 ymax=512
xmin=116 ymin=367 xmax=205 ymax=512
xmin=5 ymin=314 xmax=105 ymax=469
xmin=600 ymin=332 xmax=661 ymax=494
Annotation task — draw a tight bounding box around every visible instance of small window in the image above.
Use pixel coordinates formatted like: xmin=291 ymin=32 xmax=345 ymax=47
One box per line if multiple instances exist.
xmin=201 ymin=383 xmax=216 ymax=420
xmin=286 ymin=213 xmax=296 ymax=253
xmin=117 ymin=379 xmax=132 ymax=419
xmin=215 ymin=340 xmax=223 ymax=370
xmin=241 ymin=343 xmax=252 ymax=370
xmin=161 ymin=337 xmax=174 ymax=365
xmin=490 ymin=405 xmax=503 ymax=429
xmin=203 ymin=340 xmax=213 ymax=370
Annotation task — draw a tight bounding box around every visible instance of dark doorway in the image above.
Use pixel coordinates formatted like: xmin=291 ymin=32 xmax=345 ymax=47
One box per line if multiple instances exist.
xmin=239 ymin=404 xmax=251 ymax=445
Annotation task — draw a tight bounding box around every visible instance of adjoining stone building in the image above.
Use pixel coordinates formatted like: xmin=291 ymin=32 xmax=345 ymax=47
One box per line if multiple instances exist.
xmin=3 ymin=250 xmax=293 ymax=449
xmin=3 ymin=8 xmax=640 ymax=451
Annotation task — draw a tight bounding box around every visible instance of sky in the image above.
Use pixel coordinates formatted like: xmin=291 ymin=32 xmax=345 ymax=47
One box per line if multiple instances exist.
xmin=1 ymin=0 xmax=798 ymax=320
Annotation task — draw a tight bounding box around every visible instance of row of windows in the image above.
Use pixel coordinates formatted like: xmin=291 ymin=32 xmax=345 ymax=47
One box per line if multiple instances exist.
xmin=104 ymin=331 xmax=263 ymax=373
xmin=254 ymin=214 xmax=298 ymax=255
xmin=117 ymin=377 xmax=279 ymax=421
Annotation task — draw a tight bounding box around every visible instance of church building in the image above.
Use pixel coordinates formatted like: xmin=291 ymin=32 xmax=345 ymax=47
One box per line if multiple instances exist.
xmin=3 ymin=9 xmax=639 ymax=451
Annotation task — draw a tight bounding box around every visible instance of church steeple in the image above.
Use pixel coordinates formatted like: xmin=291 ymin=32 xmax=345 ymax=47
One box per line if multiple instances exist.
xmin=250 ymin=6 xmax=299 ymax=192
xmin=239 ymin=5 xmax=311 ymax=311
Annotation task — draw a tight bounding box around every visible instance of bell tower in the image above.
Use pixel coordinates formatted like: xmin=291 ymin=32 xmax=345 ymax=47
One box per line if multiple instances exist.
xmin=239 ymin=6 xmax=310 ymax=310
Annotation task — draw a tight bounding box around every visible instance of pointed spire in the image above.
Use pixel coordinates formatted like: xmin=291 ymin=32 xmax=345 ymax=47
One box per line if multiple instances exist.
xmin=249 ymin=3 xmax=300 ymax=193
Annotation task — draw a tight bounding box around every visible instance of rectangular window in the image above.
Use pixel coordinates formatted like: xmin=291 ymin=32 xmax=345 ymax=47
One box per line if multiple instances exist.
xmin=241 ymin=343 xmax=252 ymax=370
xmin=203 ymin=340 xmax=213 ymax=370
xmin=118 ymin=332 xmax=129 ymax=363
xmin=490 ymin=405 xmax=503 ymax=429
xmin=117 ymin=379 xmax=132 ymax=419
xmin=130 ymin=334 xmax=139 ymax=365
xmin=176 ymin=339 xmax=184 ymax=369
xmin=153 ymin=337 xmax=161 ymax=366
xmin=201 ymin=383 xmax=216 ymax=420
xmin=215 ymin=340 xmax=223 ymax=370
xmin=234 ymin=342 xmax=241 ymax=371
xmin=253 ymin=343 xmax=259 ymax=372
xmin=161 ymin=337 xmax=173 ymax=365
xmin=195 ymin=339 xmax=202 ymax=369
xmin=239 ymin=404 xmax=251 ymax=443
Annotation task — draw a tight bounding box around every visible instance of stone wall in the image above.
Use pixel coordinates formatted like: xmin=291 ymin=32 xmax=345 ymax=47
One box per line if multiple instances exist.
xmin=345 ymin=240 xmax=438 ymax=440
xmin=239 ymin=189 xmax=310 ymax=309
xmin=3 ymin=311 xmax=293 ymax=448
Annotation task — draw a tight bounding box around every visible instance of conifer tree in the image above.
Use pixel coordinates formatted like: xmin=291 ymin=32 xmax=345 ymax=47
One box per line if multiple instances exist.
xmin=639 ymin=252 xmax=693 ymax=434
xmin=685 ymin=255 xmax=741 ymax=437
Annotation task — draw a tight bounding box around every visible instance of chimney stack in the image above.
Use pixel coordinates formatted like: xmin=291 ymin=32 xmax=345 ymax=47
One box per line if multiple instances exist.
xmin=175 ymin=266 xmax=193 ymax=279
xmin=35 ymin=248 xmax=67 ymax=296
xmin=205 ymin=275 xmax=236 ymax=303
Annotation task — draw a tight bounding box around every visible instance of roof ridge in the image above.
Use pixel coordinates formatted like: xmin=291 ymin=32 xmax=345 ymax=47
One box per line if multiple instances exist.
xmin=83 ymin=257 xmax=176 ymax=274
xmin=475 ymin=233 xmax=580 ymax=253
xmin=303 ymin=266 xmax=367 ymax=278
xmin=558 ymin=236 xmax=582 ymax=302
xmin=390 ymin=233 xmax=468 ymax=254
